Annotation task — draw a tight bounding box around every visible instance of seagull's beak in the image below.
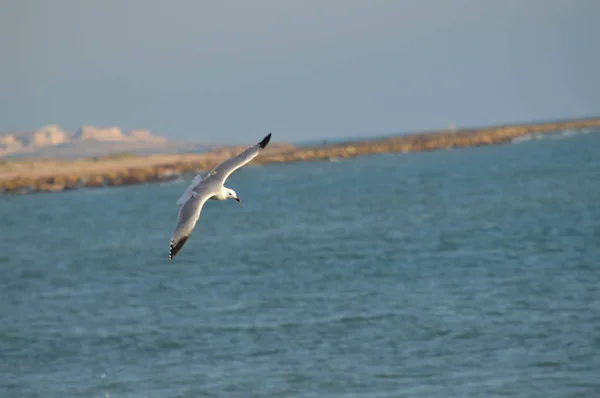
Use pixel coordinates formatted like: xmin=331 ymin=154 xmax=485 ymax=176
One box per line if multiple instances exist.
xmin=235 ymin=197 xmax=241 ymax=203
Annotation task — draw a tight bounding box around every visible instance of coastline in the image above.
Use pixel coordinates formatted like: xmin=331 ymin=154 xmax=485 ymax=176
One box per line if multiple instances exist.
xmin=1 ymin=118 xmax=599 ymax=196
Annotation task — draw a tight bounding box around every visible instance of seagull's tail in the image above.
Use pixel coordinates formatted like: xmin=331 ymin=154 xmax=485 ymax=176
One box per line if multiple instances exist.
xmin=169 ymin=236 xmax=189 ymax=260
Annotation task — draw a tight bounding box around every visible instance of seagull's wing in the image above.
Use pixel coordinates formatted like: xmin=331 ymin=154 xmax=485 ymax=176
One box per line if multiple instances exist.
xmin=206 ymin=133 xmax=272 ymax=184
xmin=175 ymin=171 xmax=210 ymax=206
xmin=169 ymin=186 xmax=214 ymax=260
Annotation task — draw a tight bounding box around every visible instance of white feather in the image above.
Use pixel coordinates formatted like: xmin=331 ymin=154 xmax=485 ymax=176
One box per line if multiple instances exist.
xmin=176 ymin=174 xmax=203 ymax=206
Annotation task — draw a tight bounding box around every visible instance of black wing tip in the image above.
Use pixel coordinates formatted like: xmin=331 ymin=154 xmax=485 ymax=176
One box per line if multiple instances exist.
xmin=259 ymin=133 xmax=272 ymax=149
xmin=169 ymin=236 xmax=189 ymax=260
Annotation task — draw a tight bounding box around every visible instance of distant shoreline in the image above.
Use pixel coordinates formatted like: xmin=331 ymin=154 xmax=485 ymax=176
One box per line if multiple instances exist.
xmin=1 ymin=117 xmax=599 ymax=196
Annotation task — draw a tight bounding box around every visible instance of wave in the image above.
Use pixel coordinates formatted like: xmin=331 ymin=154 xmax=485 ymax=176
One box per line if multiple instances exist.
xmin=202 ymin=311 xmax=399 ymax=333
xmin=511 ymin=128 xmax=596 ymax=144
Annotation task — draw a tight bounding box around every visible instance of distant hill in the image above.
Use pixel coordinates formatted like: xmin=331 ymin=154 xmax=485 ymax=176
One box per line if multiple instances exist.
xmin=0 ymin=125 xmax=212 ymax=159
xmin=71 ymin=125 xmax=168 ymax=143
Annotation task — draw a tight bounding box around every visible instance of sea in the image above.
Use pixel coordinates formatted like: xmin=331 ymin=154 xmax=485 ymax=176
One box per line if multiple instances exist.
xmin=1 ymin=129 xmax=599 ymax=398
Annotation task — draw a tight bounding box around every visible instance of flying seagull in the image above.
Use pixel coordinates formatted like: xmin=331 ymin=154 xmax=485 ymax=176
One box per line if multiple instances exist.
xmin=169 ymin=133 xmax=272 ymax=260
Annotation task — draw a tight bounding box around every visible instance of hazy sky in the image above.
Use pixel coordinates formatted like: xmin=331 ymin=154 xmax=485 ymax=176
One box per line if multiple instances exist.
xmin=1 ymin=0 xmax=599 ymax=143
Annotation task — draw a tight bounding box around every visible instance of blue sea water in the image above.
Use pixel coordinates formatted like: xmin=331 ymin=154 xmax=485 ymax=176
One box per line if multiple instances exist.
xmin=1 ymin=130 xmax=599 ymax=398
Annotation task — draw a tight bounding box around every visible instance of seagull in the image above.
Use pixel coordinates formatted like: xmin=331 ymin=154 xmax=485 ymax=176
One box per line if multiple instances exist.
xmin=169 ymin=133 xmax=272 ymax=260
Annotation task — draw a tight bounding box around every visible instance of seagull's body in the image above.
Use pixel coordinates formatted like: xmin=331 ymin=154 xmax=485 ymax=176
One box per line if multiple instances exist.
xmin=169 ymin=133 xmax=272 ymax=260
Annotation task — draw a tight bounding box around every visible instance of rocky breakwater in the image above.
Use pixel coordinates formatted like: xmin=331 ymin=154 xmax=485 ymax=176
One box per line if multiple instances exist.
xmin=1 ymin=118 xmax=599 ymax=196
xmin=0 ymin=143 xmax=295 ymax=195
xmin=0 ymin=162 xmax=195 ymax=195
xmin=250 ymin=118 xmax=600 ymax=165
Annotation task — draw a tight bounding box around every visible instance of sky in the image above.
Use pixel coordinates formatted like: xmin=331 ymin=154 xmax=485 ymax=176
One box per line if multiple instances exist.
xmin=1 ymin=0 xmax=599 ymax=144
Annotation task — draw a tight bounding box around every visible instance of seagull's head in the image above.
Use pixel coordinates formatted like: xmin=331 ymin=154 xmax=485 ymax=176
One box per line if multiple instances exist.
xmin=226 ymin=188 xmax=241 ymax=203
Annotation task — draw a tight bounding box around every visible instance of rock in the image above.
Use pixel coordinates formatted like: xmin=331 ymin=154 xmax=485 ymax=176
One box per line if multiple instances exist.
xmin=86 ymin=175 xmax=105 ymax=187
xmin=121 ymin=168 xmax=154 ymax=184
xmin=37 ymin=182 xmax=65 ymax=192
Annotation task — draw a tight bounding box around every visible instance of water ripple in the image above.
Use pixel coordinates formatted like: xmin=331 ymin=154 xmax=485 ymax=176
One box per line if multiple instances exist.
xmin=1 ymin=132 xmax=600 ymax=397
